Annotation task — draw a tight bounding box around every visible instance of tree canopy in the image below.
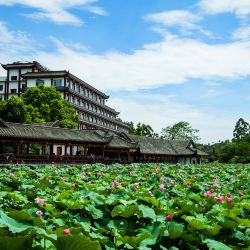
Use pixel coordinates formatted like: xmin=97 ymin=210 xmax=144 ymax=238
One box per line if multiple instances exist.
xmin=233 ymin=118 xmax=250 ymax=140
xmin=219 ymin=135 xmax=250 ymax=163
xmin=126 ymin=122 xmax=159 ymax=137
xmin=161 ymin=121 xmax=200 ymax=142
xmin=0 ymin=85 xmax=78 ymax=128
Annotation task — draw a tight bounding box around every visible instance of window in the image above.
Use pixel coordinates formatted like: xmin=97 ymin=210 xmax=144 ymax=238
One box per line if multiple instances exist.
xmin=10 ymin=89 xmax=17 ymax=94
xmin=0 ymin=85 xmax=3 ymax=91
xmin=36 ymin=79 xmax=44 ymax=86
xmin=53 ymin=79 xmax=62 ymax=87
xmin=11 ymin=76 xmax=17 ymax=81
xmin=21 ymin=83 xmax=26 ymax=89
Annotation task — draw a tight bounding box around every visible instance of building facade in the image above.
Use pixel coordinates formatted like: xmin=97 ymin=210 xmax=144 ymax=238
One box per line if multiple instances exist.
xmin=0 ymin=61 xmax=129 ymax=133
xmin=0 ymin=119 xmax=208 ymax=164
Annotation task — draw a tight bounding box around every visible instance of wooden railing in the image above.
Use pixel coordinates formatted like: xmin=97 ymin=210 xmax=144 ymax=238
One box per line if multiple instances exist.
xmin=0 ymin=154 xmax=132 ymax=165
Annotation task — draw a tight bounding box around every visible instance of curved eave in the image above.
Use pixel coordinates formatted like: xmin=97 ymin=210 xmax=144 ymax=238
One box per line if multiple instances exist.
xmin=21 ymin=71 xmax=68 ymax=78
xmin=1 ymin=63 xmax=35 ymax=70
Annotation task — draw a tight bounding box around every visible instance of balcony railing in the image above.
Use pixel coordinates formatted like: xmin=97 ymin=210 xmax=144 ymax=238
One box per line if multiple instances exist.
xmin=71 ymin=103 xmax=129 ymax=129
xmin=57 ymin=86 xmax=119 ymax=115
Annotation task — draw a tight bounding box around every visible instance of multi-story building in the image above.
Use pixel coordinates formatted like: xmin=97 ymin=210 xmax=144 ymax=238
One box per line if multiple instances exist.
xmin=0 ymin=61 xmax=129 ymax=133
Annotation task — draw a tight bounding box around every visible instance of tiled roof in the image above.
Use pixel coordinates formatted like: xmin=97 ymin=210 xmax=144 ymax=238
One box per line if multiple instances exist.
xmin=1 ymin=61 xmax=49 ymax=71
xmin=0 ymin=121 xmax=208 ymax=156
xmin=21 ymin=71 xmax=68 ymax=78
xmin=0 ymin=122 xmax=110 ymax=144
xmin=128 ymin=135 xmax=207 ymax=156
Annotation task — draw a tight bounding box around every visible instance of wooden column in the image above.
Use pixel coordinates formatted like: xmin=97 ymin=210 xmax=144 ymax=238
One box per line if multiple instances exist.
xmin=16 ymin=142 xmax=21 ymax=155
xmin=18 ymin=68 xmax=21 ymax=97
xmin=6 ymin=69 xmax=9 ymax=100
xmin=65 ymin=144 xmax=68 ymax=155
xmin=26 ymin=143 xmax=30 ymax=155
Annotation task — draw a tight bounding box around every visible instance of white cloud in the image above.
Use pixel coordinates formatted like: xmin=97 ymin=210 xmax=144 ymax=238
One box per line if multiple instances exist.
xmin=199 ymin=0 xmax=250 ymax=17
xmin=108 ymin=93 xmax=241 ymax=143
xmin=85 ymin=6 xmax=108 ymax=16
xmin=145 ymin=10 xmax=201 ymax=30
xmin=0 ymin=22 xmax=33 ymax=76
xmin=0 ymin=0 xmax=105 ymax=25
xmin=232 ymin=26 xmax=250 ymax=40
xmin=145 ymin=10 xmax=214 ymax=37
xmin=28 ymin=36 xmax=250 ymax=92
xmin=0 ymin=21 xmax=29 ymax=44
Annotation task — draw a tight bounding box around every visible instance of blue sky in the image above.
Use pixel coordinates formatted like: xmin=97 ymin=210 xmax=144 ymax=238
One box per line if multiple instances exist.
xmin=0 ymin=0 xmax=250 ymax=143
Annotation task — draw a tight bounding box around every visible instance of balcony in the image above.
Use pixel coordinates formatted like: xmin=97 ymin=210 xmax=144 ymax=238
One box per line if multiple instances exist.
xmin=57 ymin=86 xmax=119 ymax=115
xmin=71 ymin=103 xmax=129 ymax=129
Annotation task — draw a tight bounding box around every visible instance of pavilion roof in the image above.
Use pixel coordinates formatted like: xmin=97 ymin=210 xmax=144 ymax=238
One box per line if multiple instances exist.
xmin=0 ymin=120 xmax=208 ymax=156
xmin=128 ymin=134 xmax=208 ymax=156
xmin=0 ymin=121 xmax=110 ymax=144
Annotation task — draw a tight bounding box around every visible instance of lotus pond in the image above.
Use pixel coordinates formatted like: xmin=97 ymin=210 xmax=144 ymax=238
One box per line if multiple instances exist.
xmin=0 ymin=163 xmax=249 ymax=250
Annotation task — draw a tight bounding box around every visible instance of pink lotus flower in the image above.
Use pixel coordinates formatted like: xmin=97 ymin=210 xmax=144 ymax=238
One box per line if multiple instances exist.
xmin=36 ymin=210 xmax=43 ymax=217
xmin=166 ymin=214 xmax=173 ymax=221
xmin=159 ymin=177 xmax=165 ymax=181
xmin=71 ymin=183 xmax=76 ymax=189
xmin=35 ymin=198 xmax=46 ymax=206
xmin=227 ymin=192 xmax=231 ymax=197
xmin=238 ymin=191 xmax=243 ymax=196
xmin=154 ymin=167 xmax=160 ymax=173
xmin=61 ymin=177 xmax=66 ymax=181
xmin=214 ymin=194 xmax=224 ymax=202
xmin=113 ymin=180 xmax=119 ymax=186
xmin=204 ymin=191 xmax=212 ymax=197
xmin=148 ymin=191 xmax=153 ymax=197
xmin=210 ymin=189 xmax=215 ymax=193
xmin=213 ymin=183 xmax=220 ymax=188
xmin=133 ymin=183 xmax=139 ymax=188
xmin=227 ymin=197 xmax=233 ymax=203
xmin=63 ymin=229 xmax=71 ymax=235
xmin=169 ymin=179 xmax=175 ymax=185
xmin=97 ymin=172 xmax=101 ymax=177
xmin=159 ymin=184 xmax=165 ymax=190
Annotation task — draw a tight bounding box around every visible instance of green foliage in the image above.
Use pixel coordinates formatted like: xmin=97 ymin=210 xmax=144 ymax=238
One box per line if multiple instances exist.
xmin=53 ymin=236 xmax=101 ymax=250
xmin=0 ymin=163 xmax=249 ymax=249
xmin=233 ymin=118 xmax=250 ymax=140
xmin=203 ymin=239 xmax=232 ymax=250
xmin=219 ymin=136 xmax=250 ymax=163
xmin=0 ymin=85 xmax=78 ymax=128
xmin=0 ymin=236 xmax=33 ymax=250
xmin=161 ymin=121 xmax=200 ymax=142
xmin=0 ymin=97 xmax=26 ymax=123
xmin=132 ymin=122 xmax=159 ymax=137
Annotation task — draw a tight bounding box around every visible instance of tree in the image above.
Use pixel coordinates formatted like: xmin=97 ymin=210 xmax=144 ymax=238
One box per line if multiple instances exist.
xmin=0 ymin=85 xmax=78 ymax=128
xmin=0 ymin=97 xmax=26 ymax=123
xmin=233 ymin=118 xmax=250 ymax=140
xmin=134 ymin=122 xmax=158 ymax=137
xmin=219 ymin=136 xmax=250 ymax=163
xmin=161 ymin=121 xmax=200 ymax=142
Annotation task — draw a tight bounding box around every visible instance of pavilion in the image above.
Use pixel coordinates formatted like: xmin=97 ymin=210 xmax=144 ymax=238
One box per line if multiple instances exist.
xmin=0 ymin=119 xmax=208 ymax=164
